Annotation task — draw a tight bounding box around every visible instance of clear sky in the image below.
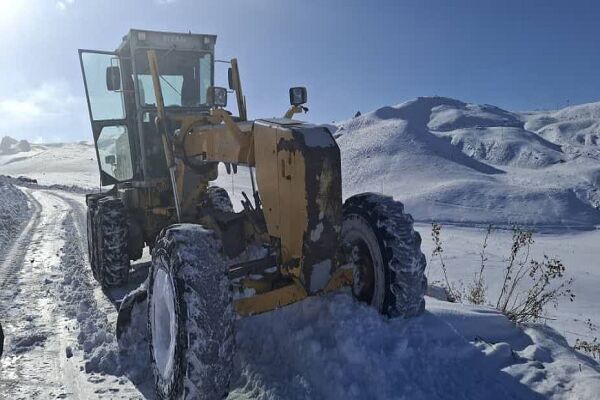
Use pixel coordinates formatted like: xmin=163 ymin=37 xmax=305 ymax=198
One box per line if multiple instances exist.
xmin=1 ymin=0 xmax=599 ymax=142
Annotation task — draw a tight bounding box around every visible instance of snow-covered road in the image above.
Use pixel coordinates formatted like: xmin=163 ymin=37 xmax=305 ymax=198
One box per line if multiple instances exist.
xmin=0 ymin=187 xmax=145 ymax=399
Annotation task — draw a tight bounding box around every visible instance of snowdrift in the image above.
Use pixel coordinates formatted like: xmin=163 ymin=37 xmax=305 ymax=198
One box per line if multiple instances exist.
xmin=231 ymin=294 xmax=599 ymax=399
xmin=336 ymin=97 xmax=600 ymax=229
xmin=0 ymin=176 xmax=30 ymax=253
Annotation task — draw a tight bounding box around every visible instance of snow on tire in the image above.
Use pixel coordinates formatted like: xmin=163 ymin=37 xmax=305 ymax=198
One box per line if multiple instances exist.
xmin=206 ymin=186 xmax=234 ymax=212
xmin=342 ymin=193 xmax=427 ymax=318
xmin=94 ymin=197 xmax=130 ymax=287
xmin=148 ymin=224 xmax=234 ymax=400
xmin=86 ymin=196 xmax=100 ymax=280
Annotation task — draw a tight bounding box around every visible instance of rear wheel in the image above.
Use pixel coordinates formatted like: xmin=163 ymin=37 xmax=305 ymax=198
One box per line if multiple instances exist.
xmin=86 ymin=196 xmax=100 ymax=280
xmin=206 ymin=186 xmax=234 ymax=212
xmin=87 ymin=196 xmax=130 ymax=287
xmin=341 ymin=193 xmax=427 ymax=317
xmin=148 ymin=224 xmax=234 ymax=400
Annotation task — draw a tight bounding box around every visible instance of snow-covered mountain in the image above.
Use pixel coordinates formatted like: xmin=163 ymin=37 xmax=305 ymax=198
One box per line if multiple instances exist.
xmin=0 ymin=136 xmax=31 ymax=155
xmin=0 ymin=141 xmax=98 ymax=188
xmin=336 ymin=97 xmax=600 ymax=230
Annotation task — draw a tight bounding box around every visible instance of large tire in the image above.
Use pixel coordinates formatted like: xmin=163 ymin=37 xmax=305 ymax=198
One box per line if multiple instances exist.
xmin=148 ymin=224 xmax=234 ymax=400
xmin=86 ymin=196 xmax=100 ymax=280
xmin=206 ymin=186 xmax=234 ymax=212
xmin=89 ymin=197 xmax=130 ymax=287
xmin=341 ymin=193 xmax=427 ymax=318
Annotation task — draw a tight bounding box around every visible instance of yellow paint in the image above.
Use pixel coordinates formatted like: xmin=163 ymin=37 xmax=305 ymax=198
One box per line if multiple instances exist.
xmin=234 ymin=282 xmax=307 ymax=316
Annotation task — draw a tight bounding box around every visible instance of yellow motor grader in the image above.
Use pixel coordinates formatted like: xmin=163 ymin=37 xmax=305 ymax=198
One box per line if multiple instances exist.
xmin=79 ymin=29 xmax=426 ymax=400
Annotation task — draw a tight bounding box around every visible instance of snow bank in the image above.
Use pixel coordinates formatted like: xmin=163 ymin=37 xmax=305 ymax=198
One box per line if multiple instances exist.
xmin=56 ymin=214 xmax=151 ymax=388
xmin=230 ymin=293 xmax=600 ymax=399
xmin=0 ymin=176 xmax=30 ymax=252
xmin=58 ymin=215 xmax=120 ymax=374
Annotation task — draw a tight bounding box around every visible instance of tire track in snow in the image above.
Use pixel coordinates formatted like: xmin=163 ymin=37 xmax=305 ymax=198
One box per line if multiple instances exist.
xmin=0 ymin=189 xmax=73 ymax=398
xmin=0 ymin=188 xmax=147 ymax=399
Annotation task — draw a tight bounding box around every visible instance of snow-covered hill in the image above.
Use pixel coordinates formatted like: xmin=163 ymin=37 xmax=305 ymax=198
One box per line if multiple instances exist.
xmin=336 ymin=97 xmax=600 ymax=230
xmin=525 ymin=102 xmax=600 ymax=150
xmin=0 ymin=141 xmax=98 ymax=189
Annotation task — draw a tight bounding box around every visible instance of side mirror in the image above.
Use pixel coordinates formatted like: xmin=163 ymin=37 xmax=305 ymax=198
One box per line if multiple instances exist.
xmin=228 ymin=67 xmax=234 ymax=90
xmin=106 ymin=66 xmax=121 ymax=91
xmin=289 ymin=87 xmax=307 ymax=106
xmin=207 ymin=86 xmax=228 ymax=108
xmin=105 ymin=155 xmax=116 ymax=165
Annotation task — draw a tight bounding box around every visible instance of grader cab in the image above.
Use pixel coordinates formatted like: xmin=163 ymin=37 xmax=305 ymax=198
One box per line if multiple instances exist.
xmin=79 ymin=29 xmax=426 ymax=400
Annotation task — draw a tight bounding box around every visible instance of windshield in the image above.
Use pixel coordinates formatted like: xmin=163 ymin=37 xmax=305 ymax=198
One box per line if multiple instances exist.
xmin=134 ymin=49 xmax=212 ymax=108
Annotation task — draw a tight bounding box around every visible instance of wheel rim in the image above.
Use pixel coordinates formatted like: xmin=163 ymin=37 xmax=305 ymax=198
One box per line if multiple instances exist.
xmin=349 ymin=240 xmax=375 ymax=303
xmin=342 ymin=214 xmax=385 ymax=310
xmin=151 ymin=260 xmax=178 ymax=381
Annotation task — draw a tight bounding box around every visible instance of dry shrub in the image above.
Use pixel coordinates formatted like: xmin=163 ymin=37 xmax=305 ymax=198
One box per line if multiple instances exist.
xmin=574 ymin=338 xmax=600 ymax=360
xmin=430 ymin=224 xmax=575 ymax=323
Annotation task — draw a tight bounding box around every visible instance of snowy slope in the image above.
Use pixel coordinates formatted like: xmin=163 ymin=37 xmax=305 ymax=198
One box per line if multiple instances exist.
xmin=336 ymin=97 xmax=600 ymax=229
xmin=0 ymin=142 xmax=98 ymax=189
xmin=524 ymin=102 xmax=600 ymax=150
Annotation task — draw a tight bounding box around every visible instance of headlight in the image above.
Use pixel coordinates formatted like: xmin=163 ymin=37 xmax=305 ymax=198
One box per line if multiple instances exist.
xmin=207 ymin=86 xmax=228 ymax=108
xmin=289 ymin=87 xmax=307 ymax=106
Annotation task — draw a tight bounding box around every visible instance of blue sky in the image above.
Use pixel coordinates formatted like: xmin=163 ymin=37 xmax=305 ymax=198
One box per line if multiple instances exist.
xmin=1 ymin=0 xmax=599 ymax=142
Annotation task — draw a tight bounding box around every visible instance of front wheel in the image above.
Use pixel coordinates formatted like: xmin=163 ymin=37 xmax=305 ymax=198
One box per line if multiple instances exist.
xmin=341 ymin=193 xmax=427 ymax=318
xmin=148 ymin=224 xmax=234 ymax=400
xmin=87 ymin=196 xmax=130 ymax=287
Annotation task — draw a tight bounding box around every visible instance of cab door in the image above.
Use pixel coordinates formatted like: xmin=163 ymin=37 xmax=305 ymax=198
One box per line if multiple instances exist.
xmin=79 ymin=49 xmax=134 ymax=186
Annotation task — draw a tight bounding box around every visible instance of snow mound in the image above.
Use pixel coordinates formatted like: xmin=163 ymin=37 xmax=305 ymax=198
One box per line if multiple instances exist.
xmin=10 ymin=331 xmax=48 ymax=354
xmin=0 ymin=136 xmax=31 ymax=155
xmin=336 ymin=97 xmax=600 ymax=229
xmin=230 ymin=294 xmax=600 ymax=399
xmin=0 ymin=176 xmax=30 ymax=252
xmin=58 ymin=216 xmax=120 ymax=375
